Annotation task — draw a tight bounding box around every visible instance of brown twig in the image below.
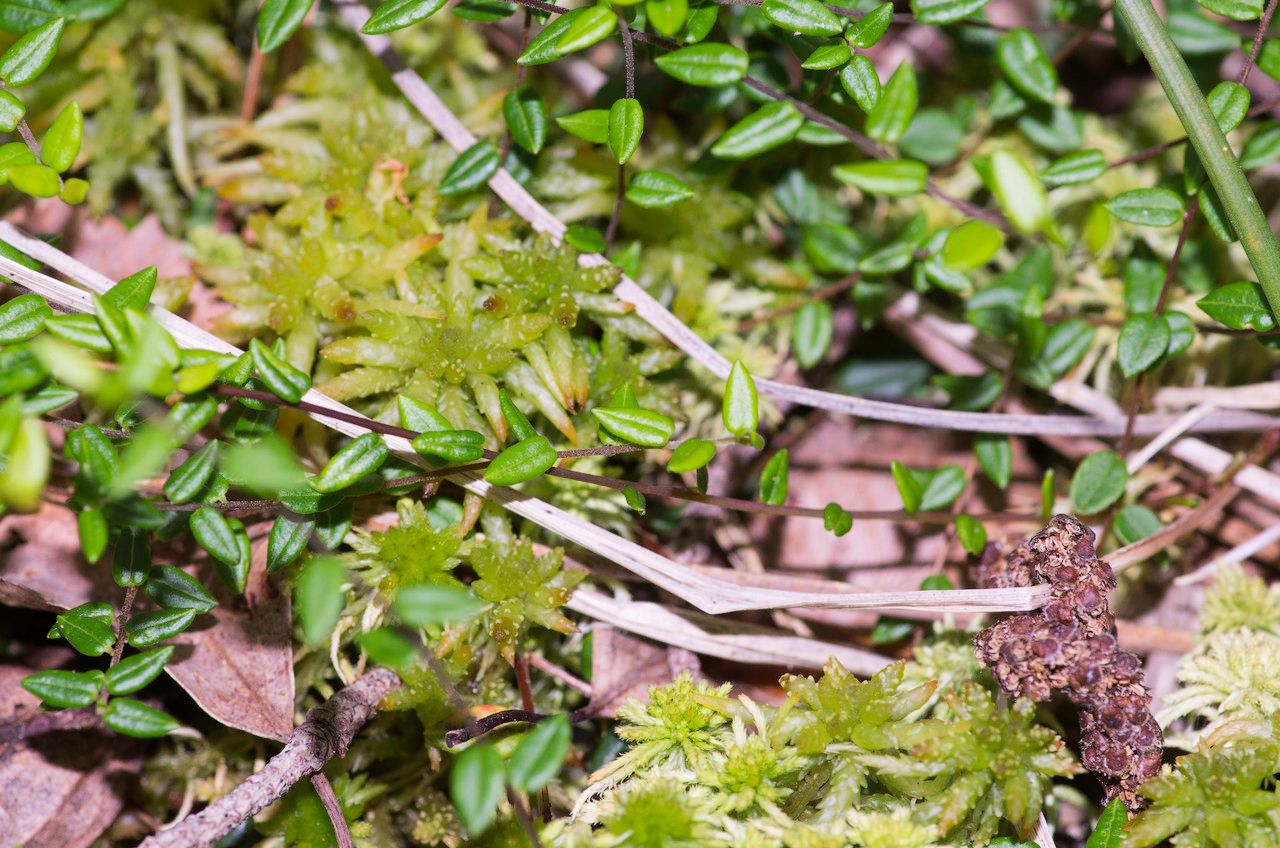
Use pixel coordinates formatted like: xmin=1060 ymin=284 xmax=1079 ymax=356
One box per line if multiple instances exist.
xmin=136 ymin=667 xmax=400 ymax=848
xmin=1239 ymin=0 xmax=1279 ymax=86
xmin=0 ymin=705 xmax=103 ymax=745
xmin=309 ymin=773 xmax=354 ymax=848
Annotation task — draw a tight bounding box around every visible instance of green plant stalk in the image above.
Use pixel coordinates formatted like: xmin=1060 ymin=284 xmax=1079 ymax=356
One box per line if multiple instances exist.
xmin=1113 ymin=0 xmax=1280 ymax=317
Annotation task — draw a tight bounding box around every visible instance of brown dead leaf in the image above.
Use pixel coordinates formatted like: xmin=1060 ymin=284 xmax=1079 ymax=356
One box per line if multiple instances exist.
xmin=166 ymin=531 xmax=295 ymax=741
xmin=0 ymin=507 xmax=296 ymax=741
xmin=7 ymin=201 xmax=191 ymax=279
xmin=0 ymin=659 xmax=140 ymax=848
xmin=584 ymin=626 xmax=700 ymax=718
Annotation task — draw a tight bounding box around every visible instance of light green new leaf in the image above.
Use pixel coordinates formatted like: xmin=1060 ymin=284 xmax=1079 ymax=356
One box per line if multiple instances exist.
xmin=1086 ymin=799 xmax=1129 ymax=848
xmin=295 ymin=556 xmax=347 ymax=647
xmin=955 ymin=514 xmax=987 ymax=556
xmin=990 ymin=149 xmax=1049 ymax=233
xmin=1196 ymin=0 xmax=1262 ymax=20
xmin=823 ymin=502 xmax=853 ymax=536
xmin=833 ymin=159 xmax=927 ymax=196
xmin=451 ymin=744 xmax=505 ymax=835
xmin=40 ymin=100 xmax=81 ymax=173
xmin=941 ymin=219 xmax=1004 ymax=270
xmin=507 ymin=715 xmax=571 ymax=792
xmin=647 ymin=0 xmax=689 ymax=35
xmin=803 ymin=43 xmax=850 ymax=70
xmin=722 ymin=360 xmax=759 ymax=439
xmin=667 ymin=438 xmax=717 ymax=473
xmin=395 ymin=582 xmax=484 ymax=626
xmin=847 ymin=2 xmax=892 ymax=47
xmin=974 ymin=434 xmax=1012 ymax=489
xmin=556 ymin=108 xmax=610 ymax=143
xmin=0 ymin=293 xmax=51 ymax=343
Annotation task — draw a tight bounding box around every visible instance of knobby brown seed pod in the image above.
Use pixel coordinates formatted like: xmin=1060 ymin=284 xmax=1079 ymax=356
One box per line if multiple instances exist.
xmin=973 ymin=515 xmax=1163 ymax=811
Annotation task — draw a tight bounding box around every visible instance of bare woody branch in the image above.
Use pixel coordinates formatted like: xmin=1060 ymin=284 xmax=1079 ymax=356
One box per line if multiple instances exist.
xmin=137 ymin=668 xmax=401 ymax=848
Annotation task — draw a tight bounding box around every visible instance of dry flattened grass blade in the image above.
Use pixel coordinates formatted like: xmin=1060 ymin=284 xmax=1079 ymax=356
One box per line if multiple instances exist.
xmin=336 ymin=5 xmax=1280 ymax=440
xmin=0 ymin=226 xmax=1051 ymax=617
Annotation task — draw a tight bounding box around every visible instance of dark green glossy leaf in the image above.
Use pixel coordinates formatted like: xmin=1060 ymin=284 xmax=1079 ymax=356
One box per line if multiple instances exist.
xmin=996 ymin=28 xmax=1056 ymax=104
xmin=413 ymin=429 xmax=486 ymax=463
xmin=711 ymin=101 xmax=804 ymax=159
xmin=126 ymin=608 xmax=198 ymax=648
xmin=485 ymin=434 xmax=557 ymax=485
xmin=258 ymin=0 xmax=314 ymax=52
xmin=591 ymin=406 xmax=674 ymax=447
xmin=103 ymin=697 xmax=178 ymax=738
xmin=21 ymin=668 xmax=103 ymax=708
xmin=607 ymin=98 xmax=643 ymax=165
xmin=974 ymin=434 xmax=1012 ymax=489
xmin=653 ymin=42 xmax=748 ymax=86
xmin=362 ymin=0 xmax=449 ymax=33
xmin=267 ymin=512 xmax=314 ymax=574
xmin=439 ymin=141 xmax=501 ymax=196
xmin=143 ymin=565 xmax=217 ymax=612
xmin=625 ymin=170 xmax=693 ymax=208
xmin=1197 ymin=281 xmax=1277 ymax=330
xmin=1117 ymin=313 xmax=1171 ymax=377
xmin=0 ymin=293 xmax=51 ymax=343
xmin=56 ymin=603 xmax=115 ymax=656
xmin=106 ymin=646 xmax=173 ymax=695
xmin=311 ymin=433 xmax=389 ymax=493
xmin=503 ymin=85 xmax=546 ymax=154
xmin=0 ymin=15 xmax=63 ymax=86
xmin=112 ymin=528 xmax=151 ymax=588
xmin=1070 ymin=450 xmax=1128 ymax=514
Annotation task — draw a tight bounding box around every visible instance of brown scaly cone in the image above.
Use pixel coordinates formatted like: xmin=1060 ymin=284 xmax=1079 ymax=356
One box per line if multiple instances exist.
xmin=973 ymin=515 xmax=1163 ymax=811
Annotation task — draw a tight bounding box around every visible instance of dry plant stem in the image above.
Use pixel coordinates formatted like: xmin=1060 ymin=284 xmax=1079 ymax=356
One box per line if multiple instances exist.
xmin=309 ymin=773 xmax=354 ymax=848
xmin=0 ymin=225 xmax=1056 ymax=616
xmin=333 ymin=9 xmax=1280 ymax=439
xmin=739 ymin=274 xmax=858 ymax=330
xmin=1238 ymin=0 xmax=1278 ymax=86
xmin=420 ymin=650 xmax=545 ymax=848
xmin=136 ymin=667 xmax=400 ymax=848
xmin=108 ymin=586 xmax=138 ymax=669
xmin=212 ymin=383 xmax=1041 ymax=525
